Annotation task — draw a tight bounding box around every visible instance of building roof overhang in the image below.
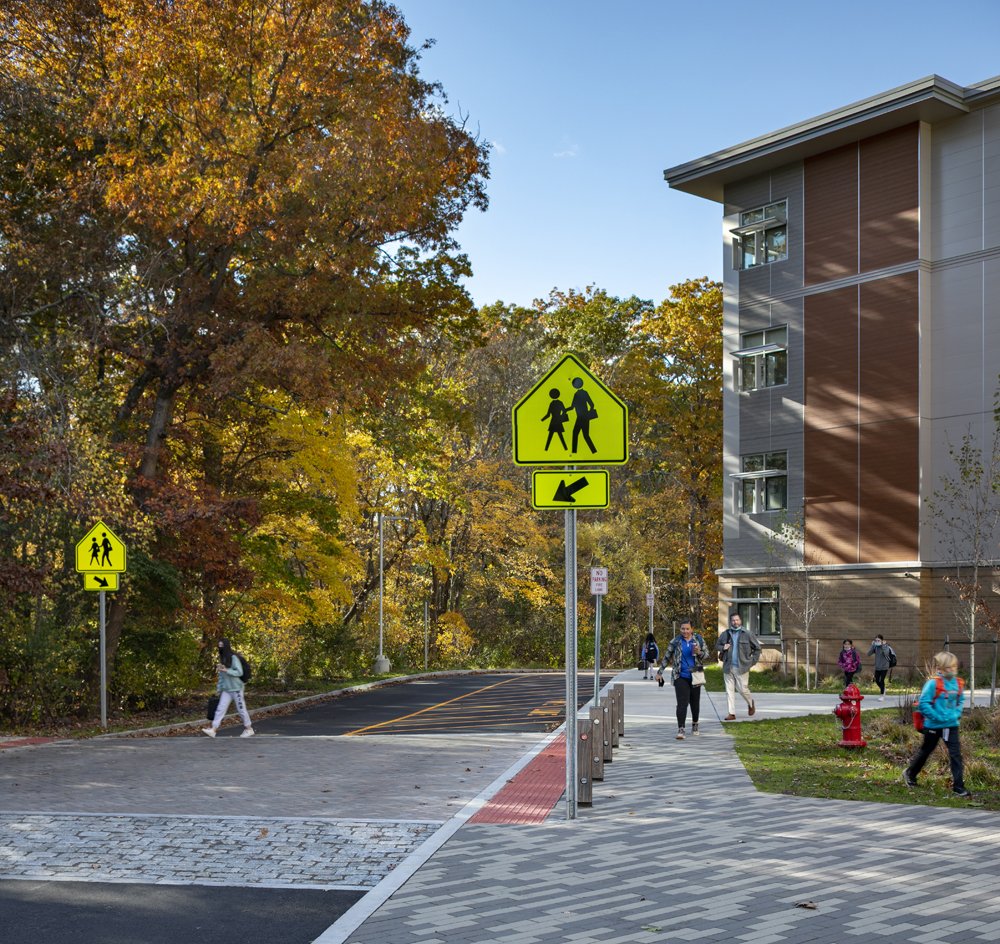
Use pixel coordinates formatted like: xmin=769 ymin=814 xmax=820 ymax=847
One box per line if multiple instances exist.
xmin=664 ymin=74 xmax=1000 ymax=203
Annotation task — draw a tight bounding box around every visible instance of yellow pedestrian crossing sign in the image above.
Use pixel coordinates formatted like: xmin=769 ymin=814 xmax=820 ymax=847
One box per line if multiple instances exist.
xmin=512 ymin=354 xmax=628 ymax=465
xmin=531 ymin=471 xmax=609 ymax=509
xmin=75 ymin=521 xmax=127 ymax=574
xmin=83 ymin=573 xmax=120 ymax=591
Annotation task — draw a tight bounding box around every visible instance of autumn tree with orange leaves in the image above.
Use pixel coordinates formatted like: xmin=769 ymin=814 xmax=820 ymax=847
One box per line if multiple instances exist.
xmin=0 ymin=0 xmax=487 ymax=707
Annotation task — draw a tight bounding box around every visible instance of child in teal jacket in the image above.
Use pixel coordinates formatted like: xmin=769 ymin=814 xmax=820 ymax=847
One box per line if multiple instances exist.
xmin=902 ymin=651 xmax=970 ymax=797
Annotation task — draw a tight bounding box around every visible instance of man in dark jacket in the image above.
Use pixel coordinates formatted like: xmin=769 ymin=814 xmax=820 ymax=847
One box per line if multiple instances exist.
xmin=717 ymin=613 xmax=761 ymax=720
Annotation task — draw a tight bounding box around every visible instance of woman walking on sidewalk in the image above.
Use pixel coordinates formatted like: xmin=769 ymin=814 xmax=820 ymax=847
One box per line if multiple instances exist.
xmin=658 ymin=619 xmax=708 ymax=739
xmin=903 ymin=651 xmax=971 ymax=797
xmin=202 ymin=638 xmax=255 ymax=738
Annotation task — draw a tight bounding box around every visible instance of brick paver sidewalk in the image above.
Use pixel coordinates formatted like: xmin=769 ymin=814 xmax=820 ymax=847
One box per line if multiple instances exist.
xmin=335 ymin=675 xmax=1000 ymax=944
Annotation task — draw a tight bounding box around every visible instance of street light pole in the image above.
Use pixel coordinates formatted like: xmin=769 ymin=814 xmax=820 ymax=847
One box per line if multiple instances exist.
xmin=648 ymin=567 xmax=654 ymax=638
xmin=375 ymin=511 xmax=405 ymax=675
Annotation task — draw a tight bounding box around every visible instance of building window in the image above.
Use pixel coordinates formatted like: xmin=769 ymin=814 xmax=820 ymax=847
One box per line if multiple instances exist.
xmin=735 ymin=451 xmax=787 ymax=513
xmin=732 ymin=201 xmax=787 ymax=269
xmin=734 ymin=586 xmax=780 ymax=638
xmin=735 ymin=326 xmax=788 ymax=392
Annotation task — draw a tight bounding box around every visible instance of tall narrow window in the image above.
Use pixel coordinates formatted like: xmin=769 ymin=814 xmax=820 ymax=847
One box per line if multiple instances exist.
xmin=732 ymin=201 xmax=787 ymax=269
xmin=735 ymin=326 xmax=788 ymax=392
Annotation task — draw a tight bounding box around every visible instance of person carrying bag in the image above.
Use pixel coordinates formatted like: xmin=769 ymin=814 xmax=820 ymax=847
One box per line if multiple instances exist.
xmin=657 ymin=619 xmax=708 ymax=740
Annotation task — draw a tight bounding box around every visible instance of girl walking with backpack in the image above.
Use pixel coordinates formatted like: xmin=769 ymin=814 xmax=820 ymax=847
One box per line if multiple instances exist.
xmin=201 ymin=638 xmax=255 ymax=738
xmin=640 ymin=632 xmax=659 ymax=680
xmin=902 ymin=651 xmax=971 ymax=797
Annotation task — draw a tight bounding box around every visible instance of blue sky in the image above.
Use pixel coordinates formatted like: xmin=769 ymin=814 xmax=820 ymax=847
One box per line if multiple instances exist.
xmin=393 ymin=0 xmax=1000 ymax=309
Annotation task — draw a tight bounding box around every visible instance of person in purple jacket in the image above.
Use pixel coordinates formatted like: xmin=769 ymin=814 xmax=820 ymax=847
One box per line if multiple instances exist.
xmin=837 ymin=639 xmax=861 ymax=687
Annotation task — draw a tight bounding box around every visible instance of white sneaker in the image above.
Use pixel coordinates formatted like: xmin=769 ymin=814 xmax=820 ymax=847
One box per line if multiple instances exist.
xmin=240 ymin=727 xmax=255 ymax=738
xmin=675 ymin=729 xmax=685 ymax=740
xmin=201 ymin=727 xmax=216 ymax=738
xmin=878 ymin=696 xmax=885 ymax=701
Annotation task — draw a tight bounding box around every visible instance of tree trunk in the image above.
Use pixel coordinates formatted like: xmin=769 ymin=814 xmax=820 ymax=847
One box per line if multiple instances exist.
xmin=89 ymin=378 xmax=180 ymax=703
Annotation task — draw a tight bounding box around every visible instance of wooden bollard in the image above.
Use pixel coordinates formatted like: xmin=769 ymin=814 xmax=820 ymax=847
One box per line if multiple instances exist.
xmin=598 ymin=703 xmax=612 ymax=762
xmin=588 ymin=707 xmax=606 ymax=780
xmin=608 ymin=688 xmax=620 ymax=748
xmin=577 ymin=719 xmax=594 ymax=805
xmin=613 ymin=683 xmax=625 ymax=736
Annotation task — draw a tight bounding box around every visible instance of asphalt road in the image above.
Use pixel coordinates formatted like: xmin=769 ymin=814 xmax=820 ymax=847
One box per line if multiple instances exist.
xmin=2 ymin=671 xmax=614 ymax=944
xmin=0 ymin=880 xmax=362 ymax=944
xmin=196 ymin=671 xmax=612 ymax=737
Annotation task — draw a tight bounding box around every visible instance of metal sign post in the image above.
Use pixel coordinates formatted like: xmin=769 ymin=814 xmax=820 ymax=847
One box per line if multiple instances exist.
xmin=76 ymin=520 xmax=127 ymax=731
xmin=590 ymin=568 xmax=607 ymax=706
xmin=511 ymin=355 xmax=629 ymax=825
xmin=565 ymin=508 xmax=578 ymax=820
xmin=99 ymin=590 xmax=107 ymax=730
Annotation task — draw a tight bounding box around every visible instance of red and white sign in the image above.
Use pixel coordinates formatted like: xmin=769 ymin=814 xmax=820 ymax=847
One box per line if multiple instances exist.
xmin=590 ymin=567 xmax=608 ymax=596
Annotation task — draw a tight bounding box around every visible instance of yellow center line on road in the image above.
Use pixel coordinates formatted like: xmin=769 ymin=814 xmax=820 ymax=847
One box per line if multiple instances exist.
xmin=344 ymin=675 xmax=542 ymax=737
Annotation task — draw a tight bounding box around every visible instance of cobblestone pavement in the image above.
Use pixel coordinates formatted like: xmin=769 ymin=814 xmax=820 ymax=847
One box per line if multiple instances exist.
xmin=0 ymin=812 xmax=437 ymax=890
xmin=0 ymin=726 xmax=543 ymax=900
xmin=336 ymin=676 xmax=1000 ymax=944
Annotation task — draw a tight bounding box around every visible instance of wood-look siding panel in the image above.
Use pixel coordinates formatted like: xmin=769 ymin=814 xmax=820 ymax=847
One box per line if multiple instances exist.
xmin=859 ymin=417 xmax=918 ymax=561
xmin=804 ymin=287 xmax=858 ymax=431
xmin=858 ymin=273 xmax=919 ymax=427
xmin=804 ymin=424 xmax=858 ymax=565
xmin=804 ymin=145 xmax=858 ymax=285
xmin=860 ymin=125 xmax=919 ymax=270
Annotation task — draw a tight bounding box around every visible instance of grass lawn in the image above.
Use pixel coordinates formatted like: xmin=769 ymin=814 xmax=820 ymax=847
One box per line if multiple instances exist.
xmin=726 ymin=706 xmax=1000 ymax=811
xmin=698 ymin=662 xmax=934 ymax=698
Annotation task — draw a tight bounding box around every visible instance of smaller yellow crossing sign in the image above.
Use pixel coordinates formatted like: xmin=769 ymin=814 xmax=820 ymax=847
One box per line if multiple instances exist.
xmin=531 ymin=471 xmax=609 ymax=510
xmin=75 ymin=521 xmax=127 ymax=574
xmin=83 ymin=573 xmax=120 ymax=592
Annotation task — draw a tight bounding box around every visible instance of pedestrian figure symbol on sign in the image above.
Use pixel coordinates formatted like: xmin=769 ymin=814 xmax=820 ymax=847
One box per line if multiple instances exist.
xmin=569 ymin=377 xmax=597 ymax=454
xmin=89 ymin=538 xmax=101 ymax=566
xmin=542 ymin=388 xmax=569 ymax=451
xmin=100 ymin=533 xmax=113 ymax=567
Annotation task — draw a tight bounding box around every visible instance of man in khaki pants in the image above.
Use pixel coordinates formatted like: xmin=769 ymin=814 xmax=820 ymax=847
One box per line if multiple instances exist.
xmin=716 ymin=614 xmax=761 ymax=720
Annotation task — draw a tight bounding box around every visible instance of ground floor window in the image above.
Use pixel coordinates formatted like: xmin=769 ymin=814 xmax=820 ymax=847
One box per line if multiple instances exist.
xmin=734 ymin=586 xmax=780 ymax=639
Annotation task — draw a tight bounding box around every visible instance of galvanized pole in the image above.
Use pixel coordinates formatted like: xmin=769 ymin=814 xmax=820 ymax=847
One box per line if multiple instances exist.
xmin=99 ymin=590 xmax=107 ymax=730
xmin=565 ymin=508 xmax=577 ymax=820
xmin=424 ymin=599 xmax=429 ymax=671
xmin=648 ymin=567 xmax=654 ymax=637
xmin=990 ymin=636 xmax=997 ymax=709
xmin=378 ymin=511 xmax=384 ymax=661
xmin=593 ymin=591 xmax=602 ymax=707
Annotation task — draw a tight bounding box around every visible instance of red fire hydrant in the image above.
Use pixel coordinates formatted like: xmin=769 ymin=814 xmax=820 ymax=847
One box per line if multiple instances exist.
xmin=833 ymin=683 xmax=867 ymax=748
